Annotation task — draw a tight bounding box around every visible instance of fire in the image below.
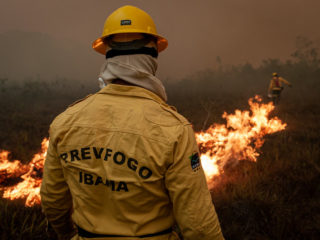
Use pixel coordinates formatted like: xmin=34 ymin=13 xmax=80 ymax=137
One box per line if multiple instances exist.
xmin=0 ymin=96 xmax=287 ymax=206
xmin=0 ymin=138 xmax=48 ymax=207
xmin=196 ymin=96 xmax=287 ymax=183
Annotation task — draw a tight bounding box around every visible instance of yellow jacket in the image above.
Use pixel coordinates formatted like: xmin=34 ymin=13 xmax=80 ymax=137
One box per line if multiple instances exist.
xmin=268 ymin=76 xmax=291 ymax=93
xmin=40 ymin=84 xmax=224 ymax=240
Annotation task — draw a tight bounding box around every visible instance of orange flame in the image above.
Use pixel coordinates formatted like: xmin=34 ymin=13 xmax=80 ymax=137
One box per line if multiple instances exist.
xmin=196 ymin=96 xmax=287 ymax=183
xmin=0 ymin=96 xmax=287 ymax=206
xmin=0 ymin=138 xmax=48 ymax=207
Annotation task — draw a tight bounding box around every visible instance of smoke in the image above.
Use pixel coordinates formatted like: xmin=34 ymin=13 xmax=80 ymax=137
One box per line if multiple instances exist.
xmin=0 ymin=0 xmax=320 ymax=80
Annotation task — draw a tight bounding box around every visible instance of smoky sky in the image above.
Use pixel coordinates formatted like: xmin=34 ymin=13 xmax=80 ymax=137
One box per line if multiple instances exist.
xmin=0 ymin=0 xmax=320 ymax=81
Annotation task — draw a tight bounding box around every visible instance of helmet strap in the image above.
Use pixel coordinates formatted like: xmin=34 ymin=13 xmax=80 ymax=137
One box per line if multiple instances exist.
xmin=106 ymin=36 xmax=154 ymax=50
xmin=106 ymin=47 xmax=158 ymax=59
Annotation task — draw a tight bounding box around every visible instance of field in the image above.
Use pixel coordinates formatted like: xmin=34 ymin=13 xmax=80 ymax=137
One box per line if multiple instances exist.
xmin=1 ymin=43 xmax=320 ymax=239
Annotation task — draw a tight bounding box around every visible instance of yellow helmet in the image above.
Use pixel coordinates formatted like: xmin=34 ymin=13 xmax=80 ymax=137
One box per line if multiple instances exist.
xmin=272 ymin=72 xmax=278 ymax=77
xmin=92 ymin=5 xmax=168 ymax=55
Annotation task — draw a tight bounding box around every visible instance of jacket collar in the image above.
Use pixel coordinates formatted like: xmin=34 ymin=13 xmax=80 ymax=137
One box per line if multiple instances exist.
xmin=98 ymin=84 xmax=167 ymax=105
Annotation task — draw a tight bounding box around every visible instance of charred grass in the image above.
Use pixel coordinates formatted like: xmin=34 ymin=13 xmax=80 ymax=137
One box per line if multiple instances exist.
xmin=0 ymin=70 xmax=320 ymax=239
xmin=0 ymin=198 xmax=46 ymax=240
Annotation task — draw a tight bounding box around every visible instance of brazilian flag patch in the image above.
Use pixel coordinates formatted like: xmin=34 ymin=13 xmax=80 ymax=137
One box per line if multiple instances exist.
xmin=189 ymin=153 xmax=200 ymax=172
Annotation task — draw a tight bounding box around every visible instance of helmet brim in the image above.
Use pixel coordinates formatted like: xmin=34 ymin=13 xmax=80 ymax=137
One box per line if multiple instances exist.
xmin=92 ymin=31 xmax=168 ymax=55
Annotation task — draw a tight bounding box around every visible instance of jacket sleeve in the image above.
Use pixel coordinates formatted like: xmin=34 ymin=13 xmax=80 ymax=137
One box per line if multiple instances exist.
xmin=165 ymin=124 xmax=224 ymax=240
xmin=40 ymin=134 xmax=77 ymax=240
xmin=279 ymin=77 xmax=291 ymax=86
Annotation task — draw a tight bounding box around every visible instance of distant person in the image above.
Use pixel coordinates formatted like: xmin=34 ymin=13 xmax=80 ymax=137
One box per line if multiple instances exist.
xmin=268 ymin=72 xmax=292 ymax=104
xmin=40 ymin=5 xmax=224 ymax=240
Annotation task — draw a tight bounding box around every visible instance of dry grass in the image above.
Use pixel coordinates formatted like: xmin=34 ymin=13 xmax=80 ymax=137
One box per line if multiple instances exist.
xmin=0 ymin=58 xmax=319 ymax=239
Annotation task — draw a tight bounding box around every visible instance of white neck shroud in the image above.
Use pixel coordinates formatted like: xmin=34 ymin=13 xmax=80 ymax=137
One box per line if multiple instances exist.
xmin=99 ymin=54 xmax=167 ymax=101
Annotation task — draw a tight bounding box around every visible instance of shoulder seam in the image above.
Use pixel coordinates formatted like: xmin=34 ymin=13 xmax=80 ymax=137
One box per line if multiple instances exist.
xmin=159 ymin=104 xmax=190 ymax=125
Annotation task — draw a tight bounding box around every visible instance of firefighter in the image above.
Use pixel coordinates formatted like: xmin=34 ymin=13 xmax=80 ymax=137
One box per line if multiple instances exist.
xmin=40 ymin=5 xmax=224 ymax=240
xmin=268 ymin=72 xmax=292 ymax=104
